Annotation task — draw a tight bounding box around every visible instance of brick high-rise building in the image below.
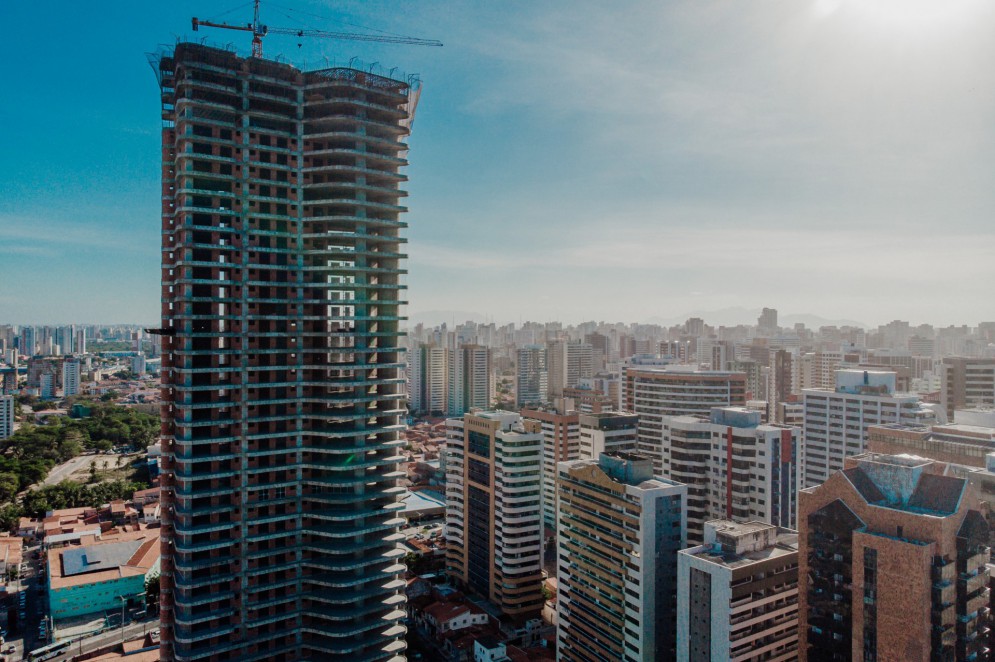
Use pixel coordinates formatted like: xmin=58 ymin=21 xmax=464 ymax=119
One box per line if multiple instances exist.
xmin=154 ymin=43 xmax=416 ymax=661
xmin=798 ymin=453 xmax=991 ymax=661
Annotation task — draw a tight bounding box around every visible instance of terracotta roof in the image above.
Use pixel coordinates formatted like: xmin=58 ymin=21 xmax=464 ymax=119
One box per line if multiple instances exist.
xmin=423 ymin=601 xmax=470 ymax=624
xmin=48 ymin=529 xmax=159 ymax=591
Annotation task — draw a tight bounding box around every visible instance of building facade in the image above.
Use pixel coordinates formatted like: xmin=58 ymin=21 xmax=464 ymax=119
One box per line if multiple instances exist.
xmin=516 ymin=345 xmax=548 ymax=408
xmin=0 ymin=395 xmax=13 ymax=440
xmin=660 ymin=407 xmax=800 ymax=544
xmin=520 ymin=408 xmax=579 ymax=537
xmin=801 ymin=369 xmax=935 ymax=488
xmin=577 ymin=411 xmax=638 ymax=459
xmin=798 ymin=453 xmax=991 ymax=661
xmin=677 ymin=520 xmax=799 ymax=661
xmin=447 ymin=344 xmax=491 ymax=417
xmin=155 ymin=44 xmax=415 ymax=661
xmin=62 ymin=356 xmax=80 ymax=397
xmin=444 ymin=412 xmax=544 ymax=617
xmin=623 ymin=366 xmax=747 ymax=472
xmin=557 ymin=452 xmax=687 ymax=661
xmin=942 ymin=358 xmax=995 ymax=421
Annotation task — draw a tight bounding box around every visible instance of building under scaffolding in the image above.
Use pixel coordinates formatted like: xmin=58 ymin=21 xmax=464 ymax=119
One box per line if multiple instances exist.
xmin=154 ymin=42 xmax=416 ymax=662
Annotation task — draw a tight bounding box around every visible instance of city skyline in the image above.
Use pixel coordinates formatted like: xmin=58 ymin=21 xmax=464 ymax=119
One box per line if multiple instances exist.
xmin=3 ymin=1 xmax=994 ymax=322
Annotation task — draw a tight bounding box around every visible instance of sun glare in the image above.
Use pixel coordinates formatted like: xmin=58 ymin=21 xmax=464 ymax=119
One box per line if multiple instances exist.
xmin=814 ymin=0 xmax=987 ymax=32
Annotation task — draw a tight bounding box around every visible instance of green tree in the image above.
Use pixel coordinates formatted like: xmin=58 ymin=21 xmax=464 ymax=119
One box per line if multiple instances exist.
xmin=144 ymin=571 xmax=161 ymax=607
xmin=0 ymin=473 xmax=19 ymax=503
xmin=0 ymin=504 xmax=22 ymax=533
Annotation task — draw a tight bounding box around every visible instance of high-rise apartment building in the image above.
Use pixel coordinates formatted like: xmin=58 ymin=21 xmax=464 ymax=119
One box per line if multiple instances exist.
xmin=444 ymin=411 xmax=544 ymax=617
xmin=0 ymin=395 xmax=14 ymax=440
xmin=867 ymin=417 xmax=995 ymax=469
xmin=577 ymin=411 xmax=638 ymax=458
xmin=520 ymin=408 xmax=579 ymax=536
xmin=798 ymin=453 xmax=991 ymax=661
xmin=557 ymin=452 xmax=687 ymax=661
xmin=767 ymin=349 xmax=794 ymax=424
xmin=154 ymin=43 xmax=415 ymax=661
xmin=659 ymin=407 xmax=800 ymax=543
xmin=758 ymin=307 xmax=778 ymax=332
xmin=516 ymin=345 xmax=548 ymax=408
xmin=62 ymin=357 xmax=80 ymax=397
xmin=677 ymin=520 xmax=799 ymax=662
xmin=447 ymin=344 xmax=490 ymax=417
xmin=547 ymin=340 xmax=593 ymax=398
xmin=409 ymin=344 xmax=446 ymax=414
xmin=39 ymin=373 xmax=55 ymax=399
xmin=941 ymin=357 xmax=995 ymax=421
xmin=814 ymin=350 xmax=845 ymax=390
xmin=19 ymin=326 xmax=35 ymax=357
xmin=801 ymin=369 xmax=936 ymax=488
xmin=75 ymin=327 xmax=87 ymax=355
xmin=623 ymin=366 xmax=746 ymax=471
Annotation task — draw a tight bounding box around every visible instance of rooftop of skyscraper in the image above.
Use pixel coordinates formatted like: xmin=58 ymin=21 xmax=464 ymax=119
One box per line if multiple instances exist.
xmin=683 ymin=520 xmax=798 ymax=569
xmin=822 ymin=452 xmax=968 ymax=517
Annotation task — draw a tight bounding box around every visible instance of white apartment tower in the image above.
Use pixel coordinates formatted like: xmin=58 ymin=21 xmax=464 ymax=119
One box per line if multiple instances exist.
xmin=410 ymin=344 xmax=447 ymax=414
xmin=447 ymin=344 xmax=490 ymax=417
xmin=62 ymin=357 xmax=80 ymax=397
xmin=660 ymin=407 xmax=800 ymax=544
xmin=677 ymin=520 xmax=800 ymax=661
xmin=577 ymin=411 xmax=639 ymax=459
xmin=520 ymin=408 xmax=580 ymax=536
xmin=623 ymin=366 xmax=747 ymax=474
xmin=801 ymin=369 xmax=936 ymax=487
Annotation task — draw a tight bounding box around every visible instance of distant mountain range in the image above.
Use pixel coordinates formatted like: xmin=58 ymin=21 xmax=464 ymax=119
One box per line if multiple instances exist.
xmin=407 ymin=307 xmax=867 ymax=329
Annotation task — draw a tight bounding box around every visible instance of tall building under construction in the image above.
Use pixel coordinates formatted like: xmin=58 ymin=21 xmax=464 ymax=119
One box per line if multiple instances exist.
xmin=153 ymin=43 xmax=417 ymax=661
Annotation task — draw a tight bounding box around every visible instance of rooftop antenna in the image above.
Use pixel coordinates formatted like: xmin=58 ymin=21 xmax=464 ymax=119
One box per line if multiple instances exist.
xmin=192 ymin=0 xmax=442 ymax=58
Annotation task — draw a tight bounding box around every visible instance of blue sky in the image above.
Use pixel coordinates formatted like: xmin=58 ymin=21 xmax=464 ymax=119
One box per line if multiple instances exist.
xmin=1 ymin=0 xmax=993 ymax=326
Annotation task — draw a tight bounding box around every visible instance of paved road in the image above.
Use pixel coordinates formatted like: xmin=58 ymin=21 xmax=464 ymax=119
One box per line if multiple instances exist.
xmin=50 ymin=619 xmax=158 ymax=662
xmin=39 ymin=455 xmax=98 ymax=488
xmin=4 ymin=541 xmax=47 ymax=661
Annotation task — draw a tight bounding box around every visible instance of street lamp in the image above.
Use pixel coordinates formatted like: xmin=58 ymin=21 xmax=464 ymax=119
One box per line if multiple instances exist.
xmin=118 ymin=595 xmax=127 ymax=645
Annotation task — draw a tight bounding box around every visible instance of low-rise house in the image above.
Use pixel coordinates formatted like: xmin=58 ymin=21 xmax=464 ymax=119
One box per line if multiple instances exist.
xmin=47 ymin=528 xmax=160 ymax=622
xmin=421 ymin=600 xmax=489 ymax=636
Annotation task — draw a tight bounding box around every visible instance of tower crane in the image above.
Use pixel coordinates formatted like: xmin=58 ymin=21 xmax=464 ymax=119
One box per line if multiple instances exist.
xmin=192 ymin=0 xmax=443 ymax=58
